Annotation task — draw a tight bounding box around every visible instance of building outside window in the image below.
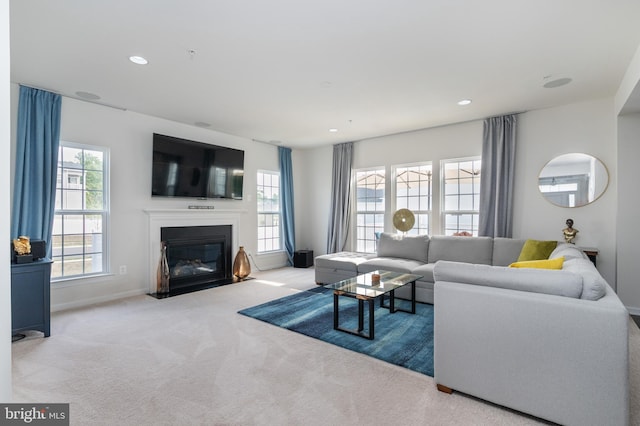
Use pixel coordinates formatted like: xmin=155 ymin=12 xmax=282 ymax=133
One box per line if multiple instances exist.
xmin=355 ymin=168 xmax=385 ymax=253
xmin=52 ymin=142 xmax=109 ymax=279
xmin=441 ymin=157 xmax=481 ymax=236
xmin=257 ymin=170 xmax=281 ymax=253
xmin=394 ymin=163 xmax=432 ymax=235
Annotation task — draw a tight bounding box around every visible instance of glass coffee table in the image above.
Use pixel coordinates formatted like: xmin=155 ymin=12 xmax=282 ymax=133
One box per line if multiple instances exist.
xmin=323 ymin=270 xmax=422 ymax=340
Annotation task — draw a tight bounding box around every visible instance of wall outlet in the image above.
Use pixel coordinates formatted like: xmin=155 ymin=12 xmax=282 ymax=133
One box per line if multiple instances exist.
xmin=119 ymin=265 xmax=127 ymax=275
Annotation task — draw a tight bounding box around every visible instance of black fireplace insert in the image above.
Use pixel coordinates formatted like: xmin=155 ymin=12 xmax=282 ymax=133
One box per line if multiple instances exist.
xmin=153 ymin=225 xmax=234 ymax=298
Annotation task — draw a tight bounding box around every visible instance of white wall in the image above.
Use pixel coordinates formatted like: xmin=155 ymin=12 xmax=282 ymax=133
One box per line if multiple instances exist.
xmin=617 ymin=112 xmax=640 ymax=312
xmin=514 ymin=98 xmax=617 ymax=286
xmin=301 ymin=98 xmax=618 ymax=287
xmin=1 ymin=0 xmax=12 ymax=402
xmin=10 ymin=87 xmax=288 ymax=311
xmin=294 ymin=145 xmax=332 ymax=256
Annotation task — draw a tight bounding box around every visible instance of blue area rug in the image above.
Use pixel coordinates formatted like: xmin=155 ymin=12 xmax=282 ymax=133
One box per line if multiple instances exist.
xmin=238 ymin=287 xmax=434 ymax=376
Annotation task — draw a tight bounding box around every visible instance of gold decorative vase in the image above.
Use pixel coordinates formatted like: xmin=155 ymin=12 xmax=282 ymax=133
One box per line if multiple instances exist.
xmin=233 ymin=246 xmax=251 ymax=280
xmin=157 ymin=241 xmax=170 ymax=293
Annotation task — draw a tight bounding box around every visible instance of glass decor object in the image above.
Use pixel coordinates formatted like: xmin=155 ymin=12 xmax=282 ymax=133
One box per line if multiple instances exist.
xmin=233 ymin=246 xmax=251 ymax=280
xmin=157 ymin=241 xmax=170 ymax=293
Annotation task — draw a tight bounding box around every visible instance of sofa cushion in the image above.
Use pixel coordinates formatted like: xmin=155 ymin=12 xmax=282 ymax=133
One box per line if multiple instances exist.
xmin=314 ymin=251 xmax=374 ymax=273
xmin=549 ymin=243 xmax=588 ymax=261
xmin=376 ymin=232 xmax=430 ymax=263
xmin=428 ymin=236 xmax=493 ymax=265
xmin=433 ymin=260 xmax=583 ymax=298
xmin=357 ymin=257 xmax=424 ymax=274
xmin=562 ymin=257 xmax=606 ymax=300
xmin=411 ymin=262 xmax=436 ymax=283
xmin=509 ymin=256 xmax=564 ymax=270
xmin=517 ymin=239 xmax=558 ymax=261
xmin=492 ymin=238 xmax=526 ymax=266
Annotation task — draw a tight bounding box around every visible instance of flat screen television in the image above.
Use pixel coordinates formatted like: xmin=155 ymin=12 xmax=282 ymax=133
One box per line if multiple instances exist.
xmin=152 ymin=133 xmax=244 ymax=200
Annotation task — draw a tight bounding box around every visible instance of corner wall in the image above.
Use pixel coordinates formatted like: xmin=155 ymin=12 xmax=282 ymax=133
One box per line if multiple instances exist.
xmin=616 ymin=112 xmax=640 ymax=312
xmin=1 ymin=0 xmax=12 ymax=402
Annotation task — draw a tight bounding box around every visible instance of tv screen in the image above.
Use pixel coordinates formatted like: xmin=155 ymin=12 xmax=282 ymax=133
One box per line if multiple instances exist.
xmin=152 ymin=133 xmax=244 ymax=200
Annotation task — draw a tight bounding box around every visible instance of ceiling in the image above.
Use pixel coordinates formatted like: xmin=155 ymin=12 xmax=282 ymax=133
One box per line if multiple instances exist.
xmin=10 ymin=0 xmax=640 ymax=148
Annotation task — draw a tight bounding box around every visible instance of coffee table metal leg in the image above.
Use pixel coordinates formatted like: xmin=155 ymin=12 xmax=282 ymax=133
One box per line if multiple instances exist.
xmin=357 ymin=298 xmax=364 ymax=332
xmin=368 ymin=297 xmax=374 ymax=340
xmin=410 ymin=280 xmax=416 ymax=314
xmin=333 ymin=292 xmax=340 ymax=330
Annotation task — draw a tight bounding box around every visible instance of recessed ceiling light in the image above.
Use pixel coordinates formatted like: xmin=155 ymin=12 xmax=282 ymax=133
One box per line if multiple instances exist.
xmin=75 ymin=91 xmax=101 ymax=100
xmin=129 ymin=55 xmax=148 ymax=65
xmin=457 ymin=99 xmax=472 ymax=106
xmin=543 ymin=77 xmax=572 ymax=89
xmin=194 ymin=121 xmax=211 ymax=128
xmin=329 ymin=128 xmax=338 ymax=133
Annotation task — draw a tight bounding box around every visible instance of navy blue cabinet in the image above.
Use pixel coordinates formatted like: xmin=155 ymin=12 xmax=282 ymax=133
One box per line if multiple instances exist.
xmin=11 ymin=258 xmax=52 ymax=337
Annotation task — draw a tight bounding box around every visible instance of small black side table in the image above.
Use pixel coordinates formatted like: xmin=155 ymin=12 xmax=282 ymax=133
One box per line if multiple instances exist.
xmin=11 ymin=258 xmax=53 ymax=338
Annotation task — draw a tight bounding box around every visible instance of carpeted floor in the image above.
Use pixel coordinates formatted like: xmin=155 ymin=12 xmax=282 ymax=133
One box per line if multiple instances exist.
xmin=10 ymin=266 xmax=640 ymax=425
xmin=239 ymin=287 xmax=435 ymax=376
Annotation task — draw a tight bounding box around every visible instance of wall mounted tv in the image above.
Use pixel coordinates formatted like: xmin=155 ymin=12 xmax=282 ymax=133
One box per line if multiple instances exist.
xmin=151 ymin=133 xmax=244 ymax=200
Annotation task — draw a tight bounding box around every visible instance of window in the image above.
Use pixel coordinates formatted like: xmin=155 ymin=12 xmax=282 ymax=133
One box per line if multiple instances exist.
xmin=394 ymin=163 xmax=432 ymax=235
xmin=257 ymin=171 xmax=281 ymax=253
xmin=355 ymin=168 xmax=385 ymax=253
xmin=52 ymin=142 xmax=109 ymax=279
xmin=442 ymin=158 xmax=481 ymax=236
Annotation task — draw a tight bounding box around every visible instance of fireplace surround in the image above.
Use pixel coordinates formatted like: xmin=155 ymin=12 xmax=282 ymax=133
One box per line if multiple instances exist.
xmin=145 ymin=208 xmax=243 ymax=296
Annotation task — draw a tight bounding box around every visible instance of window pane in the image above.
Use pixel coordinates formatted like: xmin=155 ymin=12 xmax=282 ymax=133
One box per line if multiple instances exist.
xmin=441 ymin=158 xmax=481 ymax=235
xmin=257 ymin=171 xmax=282 ymax=253
xmin=54 ymin=143 xmax=108 ymax=279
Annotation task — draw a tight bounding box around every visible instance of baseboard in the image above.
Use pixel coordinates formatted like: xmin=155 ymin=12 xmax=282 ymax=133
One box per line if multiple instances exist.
xmin=51 ymin=289 xmax=147 ymax=312
xmin=627 ymin=306 xmax=640 ymax=316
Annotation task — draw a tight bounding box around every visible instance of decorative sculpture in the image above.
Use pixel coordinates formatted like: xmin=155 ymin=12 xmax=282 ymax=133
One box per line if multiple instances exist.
xmin=156 ymin=241 xmax=170 ymax=294
xmin=562 ymin=218 xmax=579 ymax=244
xmin=13 ymin=235 xmax=31 ymax=255
xmin=233 ymin=246 xmax=251 ymax=280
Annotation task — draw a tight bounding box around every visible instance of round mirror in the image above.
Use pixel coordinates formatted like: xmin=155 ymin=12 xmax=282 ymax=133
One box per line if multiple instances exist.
xmin=538 ymin=153 xmax=609 ymax=208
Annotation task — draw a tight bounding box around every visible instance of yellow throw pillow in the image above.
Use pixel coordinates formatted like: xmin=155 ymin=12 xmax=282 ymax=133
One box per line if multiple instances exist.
xmin=517 ymin=239 xmax=558 ymax=261
xmin=510 ymin=256 xmax=564 ymax=270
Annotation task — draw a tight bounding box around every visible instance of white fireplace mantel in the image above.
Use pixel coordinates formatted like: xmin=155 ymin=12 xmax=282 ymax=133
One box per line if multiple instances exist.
xmin=144 ymin=208 xmax=247 ymax=293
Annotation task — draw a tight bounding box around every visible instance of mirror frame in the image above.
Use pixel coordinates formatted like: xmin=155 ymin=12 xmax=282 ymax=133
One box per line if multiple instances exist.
xmin=538 ymin=153 xmax=609 ymax=208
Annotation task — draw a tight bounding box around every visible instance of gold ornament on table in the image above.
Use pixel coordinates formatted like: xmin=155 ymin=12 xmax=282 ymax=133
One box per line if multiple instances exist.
xmin=156 ymin=241 xmax=170 ymax=294
xmin=562 ymin=218 xmax=579 ymax=244
xmin=233 ymin=246 xmax=251 ymax=280
xmin=13 ymin=235 xmax=34 ymax=263
xmin=13 ymin=236 xmax=31 ymax=255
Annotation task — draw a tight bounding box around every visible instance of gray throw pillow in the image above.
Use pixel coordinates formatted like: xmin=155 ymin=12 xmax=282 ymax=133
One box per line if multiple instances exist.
xmin=376 ymin=232 xmax=430 ymax=263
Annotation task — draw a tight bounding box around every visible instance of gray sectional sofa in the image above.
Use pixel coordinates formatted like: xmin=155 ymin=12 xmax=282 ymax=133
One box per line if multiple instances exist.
xmin=315 ymin=233 xmax=536 ymax=304
xmin=314 ymin=233 xmax=629 ymax=426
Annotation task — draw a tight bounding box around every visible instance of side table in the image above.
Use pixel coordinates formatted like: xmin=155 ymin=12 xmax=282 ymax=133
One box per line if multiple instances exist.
xmin=11 ymin=258 xmax=53 ymax=338
xmin=581 ymin=248 xmax=599 ymax=267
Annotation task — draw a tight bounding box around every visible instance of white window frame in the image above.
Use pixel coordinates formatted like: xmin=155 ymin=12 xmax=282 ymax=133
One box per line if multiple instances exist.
xmin=52 ymin=141 xmax=110 ymax=281
xmin=354 ymin=167 xmax=386 ymax=253
xmin=440 ymin=156 xmax=481 ymax=236
xmin=257 ymin=170 xmax=282 ymax=253
xmin=393 ymin=162 xmax=432 ymax=235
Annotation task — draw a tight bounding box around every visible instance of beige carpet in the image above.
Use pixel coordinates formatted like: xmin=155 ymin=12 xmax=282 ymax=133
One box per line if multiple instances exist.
xmin=11 ymin=267 xmax=640 ymax=425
